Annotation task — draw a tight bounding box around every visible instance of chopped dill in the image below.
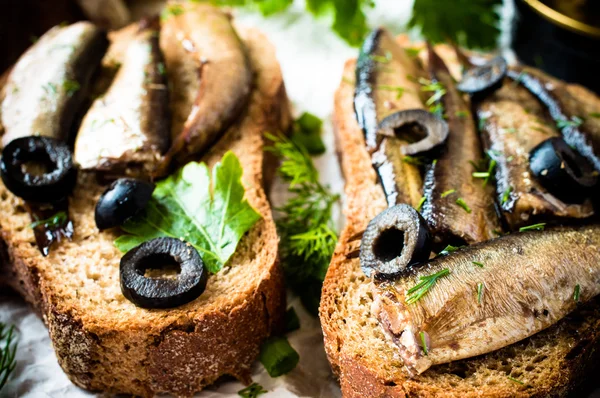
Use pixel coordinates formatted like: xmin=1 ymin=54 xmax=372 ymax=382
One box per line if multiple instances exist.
xmin=405 ymin=269 xmax=451 ymax=304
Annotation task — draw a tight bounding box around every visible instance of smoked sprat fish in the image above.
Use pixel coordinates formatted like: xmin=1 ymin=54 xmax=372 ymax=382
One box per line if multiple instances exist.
xmin=372 ymin=224 xmax=600 ymax=375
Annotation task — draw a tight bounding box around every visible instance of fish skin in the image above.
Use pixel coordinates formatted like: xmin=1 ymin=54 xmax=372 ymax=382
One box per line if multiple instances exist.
xmin=0 ymin=22 xmax=108 ymax=146
xmin=157 ymin=2 xmax=252 ymax=174
xmin=476 ymin=82 xmax=594 ymax=229
xmin=372 ymin=224 xmax=600 ymax=375
xmin=354 ymin=28 xmax=424 ymax=208
xmin=420 ymin=46 xmax=501 ymax=244
xmin=74 ymin=19 xmax=170 ymax=177
xmin=508 ymin=66 xmax=600 ymax=172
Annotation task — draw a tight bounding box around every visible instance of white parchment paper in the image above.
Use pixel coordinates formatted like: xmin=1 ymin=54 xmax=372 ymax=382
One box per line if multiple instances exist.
xmin=1 ymin=1 xmax=599 ymax=397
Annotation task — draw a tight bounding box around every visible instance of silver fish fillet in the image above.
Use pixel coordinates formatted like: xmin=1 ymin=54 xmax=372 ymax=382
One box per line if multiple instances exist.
xmin=372 ymin=224 xmax=600 ymax=375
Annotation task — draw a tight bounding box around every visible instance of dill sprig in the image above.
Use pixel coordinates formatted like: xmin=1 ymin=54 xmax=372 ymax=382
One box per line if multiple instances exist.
xmin=472 ymin=261 xmax=484 ymax=268
xmin=419 ymin=331 xmax=429 ymax=356
xmin=29 ymin=211 xmax=68 ymax=229
xmin=418 ymin=78 xmax=446 ymax=117
xmin=574 ymin=284 xmax=581 ymax=302
xmin=405 ymin=268 xmax=450 ymax=304
xmin=519 ymin=223 xmax=546 ymax=232
xmin=0 ymin=323 xmax=17 ymax=391
xmin=455 ymin=197 xmax=472 ymax=213
xmin=266 ymin=132 xmax=339 ymax=314
xmin=477 ymin=282 xmax=484 ymax=304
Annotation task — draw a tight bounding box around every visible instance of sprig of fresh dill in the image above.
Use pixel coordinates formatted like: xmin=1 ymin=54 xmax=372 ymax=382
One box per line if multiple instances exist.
xmin=266 ymin=132 xmax=339 ymax=314
xmin=0 ymin=323 xmax=17 ymax=391
xmin=405 ymin=268 xmax=451 ymax=304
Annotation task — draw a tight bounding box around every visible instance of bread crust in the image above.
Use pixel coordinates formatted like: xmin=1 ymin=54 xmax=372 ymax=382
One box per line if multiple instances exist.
xmin=320 ymin=45 xmax=600 ymax=397
xmin=0 ymin=27 xmax=290 ymax=397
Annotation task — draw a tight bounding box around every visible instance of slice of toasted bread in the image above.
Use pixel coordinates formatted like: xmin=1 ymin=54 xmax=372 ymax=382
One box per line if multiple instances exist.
xmin=0 ymin=26 xmax=290 ymax=397
xmin=320 ymin=41 xmax=600 ymax=397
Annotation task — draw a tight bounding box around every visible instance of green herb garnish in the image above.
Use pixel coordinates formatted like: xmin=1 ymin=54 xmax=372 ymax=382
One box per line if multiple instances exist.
xmin=406 ymin=269 xmax=451 ymax=304
xmin=291 ymin=112 xmax=325 ymax=155
xmin=416 ymin=196 xmax=426 ymax=212
xmin=505 ymin=127 xmax=517 ymax=134
xmin=157 ymin=62 xmax=166 ymax=76
xmin=556 ymin=116 xmax=584 ymax=129
xmin=472 ymin=171 xmax=490 ymax=179
xmin=439 ymin=245 xmax=461 ymax=256
xmin=419 ymin=78 xmax=446 ymax=107
xmin=477 ymin=282 xmax=484 ymax=304
xmin=455 ymin=197 xmax=471 ymax=213
xmin=259 ymin=336 xmax=300 ymax=377
xmin=405 ymin=47 xmax=421 ymax=57
xmin=419 ymin=331 xmax=429 ymax=356
xmin=590 ymin=112 xmax=600 ymax=119
xmin=161 ymin=3 xmax=184 ymax=20
xmin=267 ymin=133 xmax=339 ymax=314
xmin=441 ymin=189 xmax=456 ymax=198
xmin=29 ymin=211 xmax=68 ymax=230
xmin=455 ymin=110 xmax=468 ymax=118
xmin=115 ymin=152 xmax=261 ymax=273
xmin=370 ymin=51 xmax=392 ymax=63
xmin=478 ymin=114 xmax=488 ymax=131
xmin=508 ymin=376 xmax=525 ymax=385
xmin=62 ymin=79 xmax=80 ymax=97
xmin=285 ymin=307 xmax=300 ymax=332
xmin=238 ymin=382 xmax=268 ymax=398
xmin=0 ymin=323 xmax=17 ymax=391
xmin=472 ymin=261 xmax=484 ymax=268
xmin=573 ymin=284 xmax=581 ymax=302
xmin=377 ymin=85 xmax=405 ymax=99
xmin=402 ymin=155 xmax=425 ymax=166
xmin=501 ymin=186 xmax=512 ymax=205
xmin=519 ymin=223 xmax=546 ymax=232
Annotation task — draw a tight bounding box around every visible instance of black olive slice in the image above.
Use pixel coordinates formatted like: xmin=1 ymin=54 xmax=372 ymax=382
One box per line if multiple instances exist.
xmin=95 ymin=178 xmax=155 ymax=230
xmin=457 ymin=56 xmax=507 ymax=96
xmin=377 ymin=109 xmax=449 ymax=156
xmin=529 ymin=137 xmax=598 ymax=202
xmin=360 ymin=204 xmax=432 ymax=278
xmin=120 ymin=237 xmax=208 ymax=309
xmin=0 ymin=136 xmax=77 ymax=202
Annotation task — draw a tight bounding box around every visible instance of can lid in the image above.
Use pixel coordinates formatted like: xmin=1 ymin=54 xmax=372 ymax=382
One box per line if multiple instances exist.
xmin=523 ymin=0 xmax=600 ymax=38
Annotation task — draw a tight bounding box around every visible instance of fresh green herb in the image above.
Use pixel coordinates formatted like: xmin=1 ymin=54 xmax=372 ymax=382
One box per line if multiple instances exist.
xmin=285 ymin=307 xmax=300 ymax=332
xmin=492 ymin=229 xmax=504 ymax=236
xmin=0 ymin=323 xmax=17 ymax=391
xmin=574 ymin=284 xmax=581 ymax=302
xmin=416 ymin=196 xmax=426 ymax=212
xmin=238 ymin=382 xmax=268 ymax=398
xmin=377 ymin=85 xmax=405 ymax=100
xmin=419 ymin=78 xmax=446 ymax=108
xmin=43 ymin=82 xmax=57 ymax=96
xmin=157 ymin=62 xmax=166 ymax=76
xmin=370 ymin=51 xmax=391 ymax=63
xmin=477 ymin=282 xmax=484 ymax=304
xmin=455 ymin=197 xmax=471 ymax=213
xmin=501 ymin=186 xmax=512 ymax=205
xmin=402 ymin=155 xmax=425 ymax=166
xmin=506 ymin=156 xmax=514 ymax=162
xmin=419 ymin=331 xmax=429 ymax=355
xmin=405 ymin=269 xmax=451 ymax=304
xmin=507 ymin=376 xmax=525 ymax=385
xmin=254 ymin=0 xmax=294 ymax=16
xmin=267 ymin=133 xmax=339 ymax=314
xmin=29 ymin=211 xmax=68 ymax=229
xmin=556 ymin=116 xmax=584 ymax=129
xmin=428 ymin=103 xmax=444 ymax=118
xmin=62 ymin=79 xmax=80 ymax=97
xmin=440 ymin=189 xmax=455 ymax=198
xmin=161 ymin=3 xmax=185 ymax=20
xmin=589 ymin=112 xmax=600 ymax=119
xmin=409 ymin=0 xmax=502 ymax=49
xmin=432 ymin=159 xmax=438 ymax=166
xmin=472 ymin=171 xmax=490 ymax=179
xmin=478 ymin=114 xmax=488 ymax=131
xmin=472 ymin=261 xmax=484 ymax=268
xmin=291 ymin=112 xmax=325 ymax=155
xmin=405 ymin=47 xmax=421 ymax=58
xmin=519 ymin=223 xmax=546 ymax=232
xmin=438 ymin=245 xmax=462 ymax=256
xmin=115 ymin=152 xmax=261 ymax=273
xmin=473 ymin=158 xmax=496 ymax=186
xmin=455 ymin=110 xmax=468 ymax=118
xmin=259 ymin=336 xmax=300 ymax=377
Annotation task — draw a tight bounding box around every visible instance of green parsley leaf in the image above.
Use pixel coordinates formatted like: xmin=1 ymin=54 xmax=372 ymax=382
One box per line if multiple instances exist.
xmin=238 ymin=382 xmax=268 ymax=398
xmin=406 ymin=269 xmax=451 ymax=304
xmin=574 ymin=284 xmax=581 ymax=302
xmin=29 ymin=211 xmax=68 ymax=230
xmin=519 ymin=223 xmax=546 ymax=232
xmin=419 ymin=331 xmax=429 ymax=355
xmin=285 ymin=307 xmax=301 ymax=332
xmin=62 ymin=79 xmax=80 ymax=97
xmin=292 ymin=112 xmax=325 ymax=155
xmin=115 ymin=151 xmax=261 ymax=273
xmin=409 ymin=0 xmax=502 ymax=49
xmin=259 ymin=336 xmax=299 ymax=377
xmin=477 ymin=282 xmax=484 ymax=304
xmin=0 ymin=323 xmax=18 ymax=391
xmin=455 ymin=197 xmax=472 ymax=213
xmin=440 ymin=189 xmax=456 ymax=198
xmin=472 ymin=261 xmax=484 ymax=268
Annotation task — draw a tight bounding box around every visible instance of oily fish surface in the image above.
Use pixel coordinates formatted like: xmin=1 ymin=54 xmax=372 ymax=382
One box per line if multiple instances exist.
xmin=373 ymin=225 xmax=600 ymax=375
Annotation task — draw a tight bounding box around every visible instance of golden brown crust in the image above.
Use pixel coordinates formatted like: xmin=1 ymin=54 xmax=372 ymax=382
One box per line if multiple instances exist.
xmin=0 ymin=27 xmax=290 ymax=397
xmin=320 ymin=42 xmax=600 ymax=398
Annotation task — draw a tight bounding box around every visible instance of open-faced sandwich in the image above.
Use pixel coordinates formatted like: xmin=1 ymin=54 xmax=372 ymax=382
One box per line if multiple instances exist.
xmin=321 ymin=28 xmax=600 ymax=397
xmin=0 ymin=2 xmax=290 ymax=396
